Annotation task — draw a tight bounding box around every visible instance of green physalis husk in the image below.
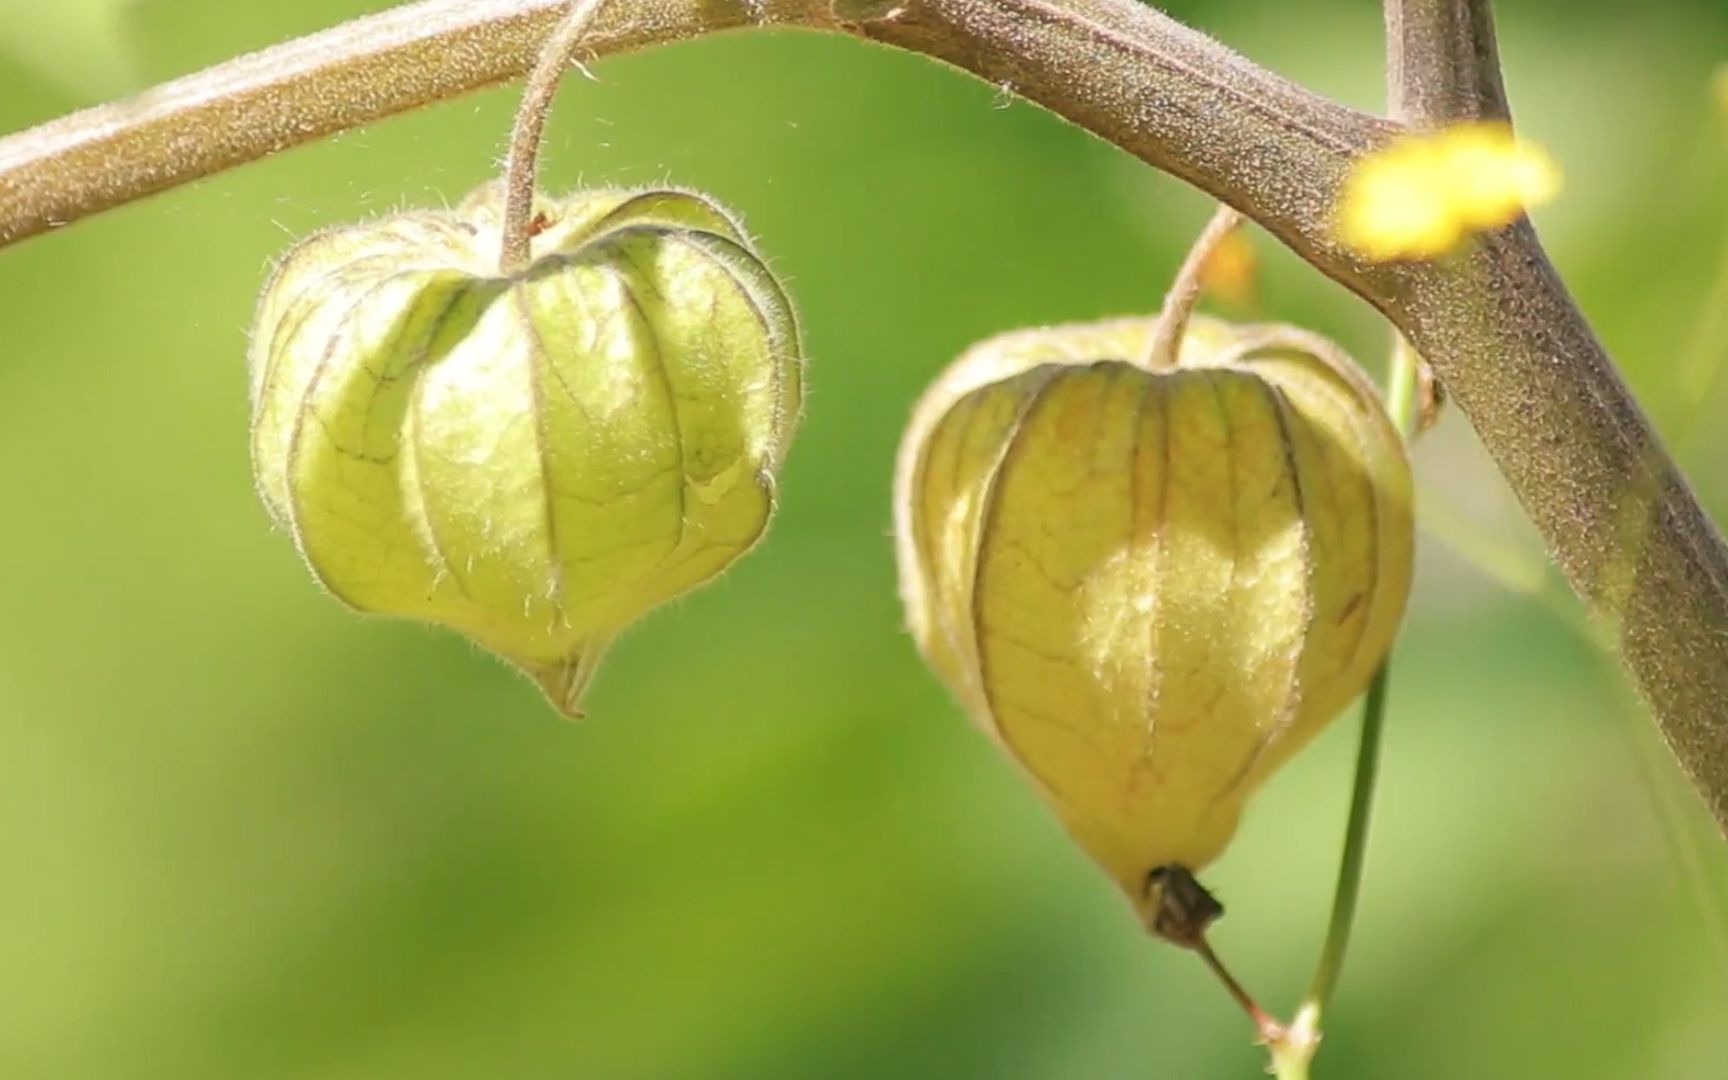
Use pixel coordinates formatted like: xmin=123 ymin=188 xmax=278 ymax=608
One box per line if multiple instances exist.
xmin=250 ymin=183 xmax=803 ymax=717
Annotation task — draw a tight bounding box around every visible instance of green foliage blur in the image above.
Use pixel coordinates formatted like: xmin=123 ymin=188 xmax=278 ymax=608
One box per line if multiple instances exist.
xmin=3 ymin=1 xmax=1726 ymax=1076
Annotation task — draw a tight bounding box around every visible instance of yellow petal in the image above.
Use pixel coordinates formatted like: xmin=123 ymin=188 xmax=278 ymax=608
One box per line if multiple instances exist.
xmin=1337 ymin=121 xmax=1561 ymax=260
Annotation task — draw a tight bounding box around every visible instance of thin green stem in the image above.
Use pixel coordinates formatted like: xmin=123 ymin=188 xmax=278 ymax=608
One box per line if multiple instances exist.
xmin=1268 ymin=336 xmax=1418 ymax=1080
xmin=1383 ymin=333 xmax=1422 ymax=434
xmin=1307 ymin=335 xmax=1418 ymax=1008
xmin=1303 ymin=661 xmax=1394 ymax=1017
xmin=1270 ymin=1012 xmax=1317 ymax=1080
xmin=1614 ymin=670 xmax=1728 ymax=984
xmin=499 ymin=0 xmax=610 ymax=273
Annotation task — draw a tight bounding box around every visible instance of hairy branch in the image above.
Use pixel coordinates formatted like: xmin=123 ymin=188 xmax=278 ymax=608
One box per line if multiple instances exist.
xmin=1404 ymin=236 xmax=1728 ymax=828
xmin=1386 ymin=0 xmax=1728 ymax=828
xmin=3 ymin=0 xmax=1726 ymax=829
xmin=0 ymin=0 xmax=738 ymax=246
xmin=0 ymin=0 xmax=1391 ymax=274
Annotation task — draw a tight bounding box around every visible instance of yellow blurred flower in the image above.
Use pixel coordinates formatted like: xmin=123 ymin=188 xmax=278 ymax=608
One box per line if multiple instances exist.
xmin=1714 ymin=63 xmax=1728 ymax=121
xmin=1337 ymin=121 xmax=1561 ymax=261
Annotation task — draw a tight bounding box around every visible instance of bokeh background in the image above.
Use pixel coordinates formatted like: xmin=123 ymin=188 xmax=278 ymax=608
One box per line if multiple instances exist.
xmin=3 ymin=1 xmax=1727 ymax=1077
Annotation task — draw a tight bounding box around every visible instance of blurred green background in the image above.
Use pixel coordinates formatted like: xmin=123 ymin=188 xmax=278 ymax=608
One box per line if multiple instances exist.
xmin=3 ymin=1 xmax=1726 ymax=1077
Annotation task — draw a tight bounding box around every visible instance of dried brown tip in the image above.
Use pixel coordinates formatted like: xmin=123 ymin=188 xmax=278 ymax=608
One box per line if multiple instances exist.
xmin=1146 ymin=865 xmax=1285 ymax=1043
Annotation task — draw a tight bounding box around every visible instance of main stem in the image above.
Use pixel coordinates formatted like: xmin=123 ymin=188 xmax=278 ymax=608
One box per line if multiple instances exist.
xmin=3 ymin=0 xmax=1727 ymax=830
xmin=1384 ymin=0 xmax=1509 ymax=124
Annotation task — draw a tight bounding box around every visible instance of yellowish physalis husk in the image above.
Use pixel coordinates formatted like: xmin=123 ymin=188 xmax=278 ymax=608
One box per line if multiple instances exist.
xmin=250 ymin=183 xmax=802 ymax=717
xmin=894 ymin=315 xmax=1413 ymax=924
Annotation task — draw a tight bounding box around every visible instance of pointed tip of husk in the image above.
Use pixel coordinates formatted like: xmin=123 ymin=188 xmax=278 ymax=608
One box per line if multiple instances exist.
xmin=522 ymin=643 xmax=611 ymax=721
